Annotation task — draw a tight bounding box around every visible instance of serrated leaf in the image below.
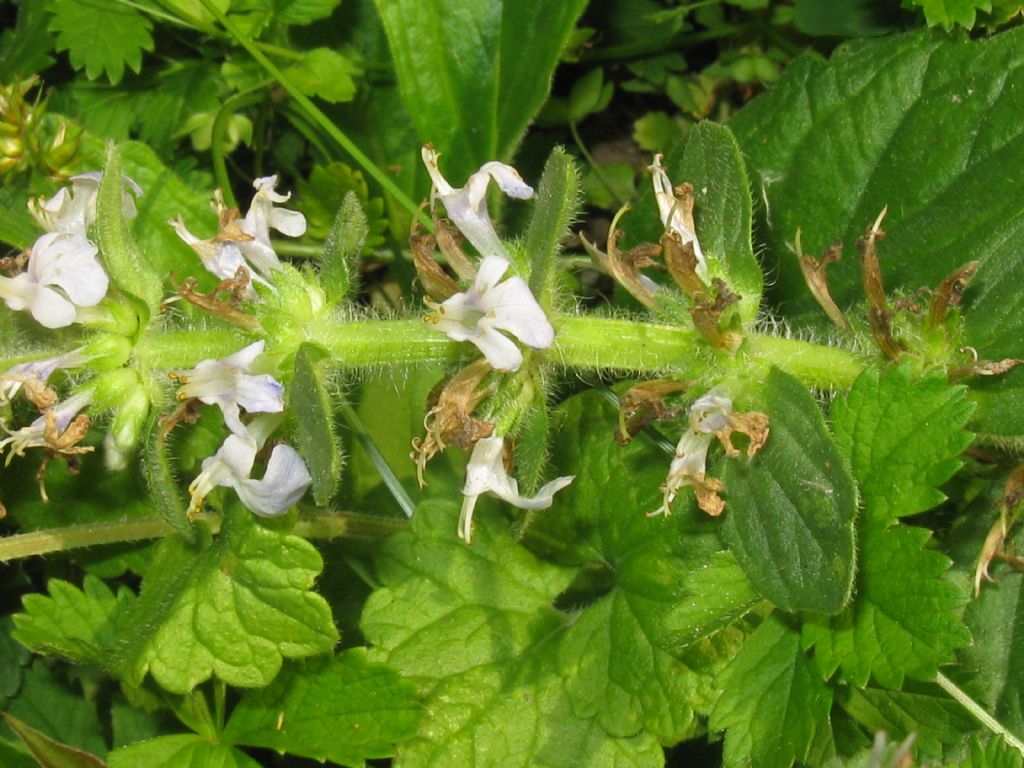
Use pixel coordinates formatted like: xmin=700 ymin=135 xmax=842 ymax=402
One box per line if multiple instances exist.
xmin=285 ymin=48 xmax=358 ymax=103
xmin=729 ymin=28 xmax=1024 ymax=320
xmin=116 ymin=507 xmax=338 ymax=693
xmin=837 ymin=683 xmax=979 ymax=759
xmin=912 ymin=0 xmax=993 ymax=28
xmin=721 ymin=367 xmax=857 ymax=614
xmin=803 ymin=523 xmax=971 ymax=689
xmin=956 ymin=734 xmax=1024 ymax=768
xmin=222 ymin=650 xmax=419 ymax=765
xmin=710 ymin=612 xmax=833 ymax=768
xmin=832 ymin=366 xmax=974 ymax=526
xmin=108 ymin=735 xmax=261 ymax=768
xmin=362 ymin=502 xmax=663 ymax=766
xmin=526 ymin=146 xmax=580 ymax=305
xmin=0 ymin=616 xmax=31 ymax=708
xmin=290 ymin=343 xmax=343 ymax=505
xmin=13 ymin=575 xmax=133 ymax=667
xmin=2 ymin=714 xmax=106 ymax=768
xmin=375 ymin=0 xmax=588 ymax=181
xmin=48 ymin=0 xmax=153 ymax=84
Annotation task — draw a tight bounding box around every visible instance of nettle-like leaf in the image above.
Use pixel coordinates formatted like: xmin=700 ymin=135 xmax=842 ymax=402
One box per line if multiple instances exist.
xmin=222 ymin=650 xmax=420 ymax=766
xmin=832 ymin=366 xmax=974 ymax=527
xmin=911 ymin=0 xmax=993 ymax=29
xmin=362 ymin=502 xmax=664 ymax=766
xmin=710 ymin=612 xmax=834 ymax=768
xmin=721 ymin=368 xmax=857 ymax=614
xmin=48 ymin=0 xmax=154 ymax=84
xmin=13 ymin=575 xmax=133 ymax=668
xmin=375 ymin=0 xmax=588 ymax=180
xmin=115 ymin=507 xmax=338 ymax=694
xmin=108 ymin=735 xmax=262 ymax=768
xmin=730 ymin=28 xmax=1024 ymax=320
xmin=284 ymin=48 xmax=359 ymax=103
xmin=275 ymin=0 xmax=342 ymax=25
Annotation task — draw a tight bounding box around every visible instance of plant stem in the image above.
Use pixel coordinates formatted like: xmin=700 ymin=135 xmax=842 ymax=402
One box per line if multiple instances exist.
xmin=0 ymin=512 xmax=406 ymax=563
xmin=936 ymin=672 xmax=1024 ymax=755
xmin=744 ymin=334 xmax=867 ymax=391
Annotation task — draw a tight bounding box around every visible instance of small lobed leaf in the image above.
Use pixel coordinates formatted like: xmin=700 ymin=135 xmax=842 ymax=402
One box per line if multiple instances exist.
xmin=13 ymin=575 xmax=133 ymax=668
xmin=832 ymin=365 xmax=974 ymax=526
xmin=710 ymin=612 xmax=833 ymax=768
xmin=911 ymin=0 xmax=993 ymax=29
xmin=116 ymin=507 xmax=338 ymax=694
xmin=48 ymin=0 xmax=153 ymax=84
xmin=285 ymin=48 xmax=359 ymax=103
xmin=222 ymin=650 xmax=420 ymax=766
xmin=721 ymin=367 xmax=857 ymax=614
xmin=803 ymin=523 xmax=972 ymax=689
xmin=274 ymin=0 xmax=342 ymax=25
xmin=290 ymin=343 xmax=344 ymax=505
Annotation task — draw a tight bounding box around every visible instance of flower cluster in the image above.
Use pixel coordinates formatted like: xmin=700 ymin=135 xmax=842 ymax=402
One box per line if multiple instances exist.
xmin=0 ymin=173 xmax=131 ymax=328
xmin=654 ymin=391 xmax=769 ymax=518
xmin=172 ymin=341 xmax=310 ymax=518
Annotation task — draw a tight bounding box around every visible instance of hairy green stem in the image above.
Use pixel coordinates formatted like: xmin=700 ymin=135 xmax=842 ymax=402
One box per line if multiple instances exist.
xmin=744 ymin=335 xmax=867 ymax=391
xmin=0 ymin=512 xmax=406 ymax=563
xmin=936 ymin=672 xmax=1024 ymax=755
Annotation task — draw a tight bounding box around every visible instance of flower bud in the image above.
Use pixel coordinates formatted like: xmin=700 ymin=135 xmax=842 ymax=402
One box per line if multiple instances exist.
xmin=109 ymin=384 xmax=151 ymax=453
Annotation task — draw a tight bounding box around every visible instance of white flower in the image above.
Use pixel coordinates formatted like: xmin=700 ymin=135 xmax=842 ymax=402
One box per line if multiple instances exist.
xmin=428 ymin=255 xmax=554 ymax=372
xmin=168 ymin=216 xmax=256 ymax=286
xmin=30 ymin=172 xmax=141 ymax=237
xmin=458 ymin=435 xmax=574 ymax=543
xmin=0 ymin=390 xmax=93 ymax=463
xmin=650 ymin=154 xmax=707 ymax=281
xmin=0 ymin=232 xmax=109 ymax=328
xmin=1 ymin=348 xmax=86 ymax=402
xmin=172 ymin=340 xmax=284 ymax=436
xmin=188 ymin=416 xmax=311 ymax=518
xmin=237 ymin=176 xmax=307 ymax=277
xmin=422 ymin=146 xmax=534 ymax=261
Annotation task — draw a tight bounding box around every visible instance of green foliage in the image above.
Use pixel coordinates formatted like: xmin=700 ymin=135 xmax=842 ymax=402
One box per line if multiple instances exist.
xmin=526 ymin=146 xmax=581 ymax=304
xmin=290 ymin=343 xmax=344 ymax=505
xmin=374 ymin=0 xmax=589 ymax=179
xmin=48 ymin=0 xmax=154 ymax=84
xmin=108 ymin=736 xmax=262 ymax=768
xmin=722 ymin=368 xmax=857 ymax=614
xmin=0 ymin=1 xmax=56 ymax=79
xmin=2 ymin=713 xmax=105 ymax=768
xmin=911 ymin=0 xmax=994 ymax=28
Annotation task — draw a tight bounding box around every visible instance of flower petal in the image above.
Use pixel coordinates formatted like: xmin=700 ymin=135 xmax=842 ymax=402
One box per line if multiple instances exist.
xmin=480 ymin=276 xmax=554 ymax=350
xmin=234 ymin=443 xmax=312 ymax=517
xmin=29 ymin=233 xmax=108 ymax=307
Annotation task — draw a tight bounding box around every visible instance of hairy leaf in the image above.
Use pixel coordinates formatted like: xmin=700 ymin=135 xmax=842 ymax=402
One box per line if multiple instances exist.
xmin=526 ymin=147 xmax=581 ymax=304
xmin=730 ymin=28 xmax=1024 ymax=320
xmin=223 ymin=650 xmax=419 ymax=765
xmin=290 ymin=343 xmax=343 ymax=505
xmin=721 ymin=368 xmax=857 ymax=614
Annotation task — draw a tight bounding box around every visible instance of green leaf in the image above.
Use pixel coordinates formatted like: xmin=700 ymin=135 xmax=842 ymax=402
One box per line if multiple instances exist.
xmin=729 ymin=28 xmax=1024 ymax=319
xmin=803 ymin=523 xmax=971 ymax=689
xmin=290 ymin=343 xmax=343 ymax=505
xmin=0 ymin=0 xmax=56 ymax=79
xmin=954 ymin=569 xmax=1024 ymax=742
xmin=2 ymin=714 xmax=105 ymax=768
xmin=116 ymin=508 xmax=338 ymax=693
xmin=525 ymin=147 xmax=581 ymax=305
xmin=320 ymin=191 xmax=368 ymax=304
xmin=275 ymin=0 xmax=342 ymax=24
xmin=362 ymin=502 xmax=663 ymax=766
xmin=956 ymin=735 xmax=1024 ymax=768
xmin=0 ymin=185 xmax=43 ymax=250
xmin=222 ymin=650 xmax=420 ymax=765
xmin=97 ymin=142 xmax=163 ymax=312
xmin=837 ymin=683 xmax=978 ymax=759
xmin=295 ymin=162 xmax=386 ymax=245
xmin=48 ymin=0 xmax=153 ymax=84
xmin=13 ymin=575 xmax=133 ymax=667
xmin=710 ymin=612 xmax=833 ymax=768
xmin=374 ymin=0 xmax=589 ymax=180
xmin=793 ymin=0 xmax=902 ymax=37
xmin=721 ymin=368 xmax=857 ymax=614
xmin=284 ymin=48 xmax=359 ymax=103
xmin=142 ymin=417 xmax=193 ymax=541
xmin=3 ymin=662 xmax=107 ymax=757
xmin=108 ymin=735 xmax=261 ymax=768
xmin=831 ymin=366 xmax=974 ymax=527
xmin=911 ymin=0 xmax=993 ymax=29
xmin=0 ymin=617 xmax=31 ymax=709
